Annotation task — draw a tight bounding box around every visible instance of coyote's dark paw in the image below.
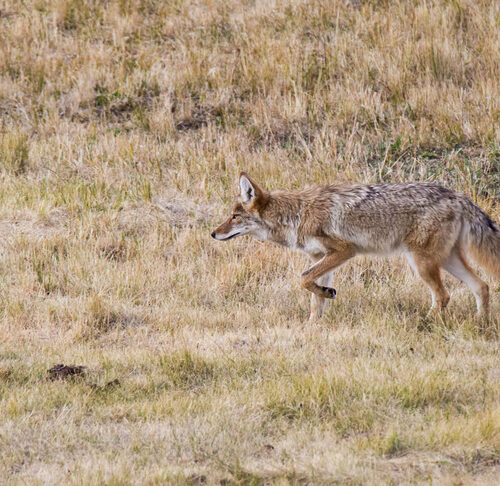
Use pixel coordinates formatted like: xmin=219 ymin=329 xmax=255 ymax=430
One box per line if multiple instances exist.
xmin=321 ymin=286 xmax=337 ymax=298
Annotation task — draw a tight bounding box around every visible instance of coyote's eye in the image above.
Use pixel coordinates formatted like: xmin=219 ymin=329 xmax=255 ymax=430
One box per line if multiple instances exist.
xmin=232 ymin=214 xmax=239 ymax=220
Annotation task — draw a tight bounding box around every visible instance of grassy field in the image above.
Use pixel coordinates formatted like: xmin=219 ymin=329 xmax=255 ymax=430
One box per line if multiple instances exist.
xmin=0 ymin=0 xmax=499 ymax=484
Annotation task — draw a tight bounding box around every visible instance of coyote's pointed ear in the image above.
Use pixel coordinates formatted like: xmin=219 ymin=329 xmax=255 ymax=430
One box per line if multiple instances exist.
xmin=239 ymin=172 xmax=267 ymax=206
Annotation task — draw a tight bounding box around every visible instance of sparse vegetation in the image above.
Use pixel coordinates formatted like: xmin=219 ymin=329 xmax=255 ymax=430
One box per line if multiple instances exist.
xmin=0 ymin=0 xmax=499 ymax=484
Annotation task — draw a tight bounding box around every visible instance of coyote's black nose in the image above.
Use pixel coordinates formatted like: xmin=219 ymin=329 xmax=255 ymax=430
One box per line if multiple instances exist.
xmin=211 ymin=231 xmax=216 ymax=238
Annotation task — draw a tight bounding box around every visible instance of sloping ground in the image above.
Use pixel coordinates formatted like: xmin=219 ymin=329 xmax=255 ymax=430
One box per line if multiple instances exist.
xmin=0 ymin=0 xmax=499 ymax=484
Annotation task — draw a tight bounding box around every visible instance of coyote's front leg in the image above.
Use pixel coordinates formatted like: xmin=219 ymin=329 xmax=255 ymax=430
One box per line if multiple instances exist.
xmin=302 ymin=249 xmax=355 ymax=320
xmin=309 ymin=271 xmax=334 ymax=321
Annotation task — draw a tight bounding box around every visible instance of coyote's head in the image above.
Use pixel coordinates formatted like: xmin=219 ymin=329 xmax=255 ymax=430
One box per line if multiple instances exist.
xmin=211 ymin=172 xmax=269 ymax=241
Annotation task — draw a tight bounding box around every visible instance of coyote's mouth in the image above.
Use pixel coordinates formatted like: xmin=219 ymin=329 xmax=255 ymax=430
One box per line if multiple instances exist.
xmin=220 ymin=232 xmax=240 ymax=241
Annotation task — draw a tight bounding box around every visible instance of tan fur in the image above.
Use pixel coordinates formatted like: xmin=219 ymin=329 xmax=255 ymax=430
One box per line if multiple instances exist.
xmin=460 ymin=197 xmax=500 ymax=279
xmin=212 ymin=173 xmax=499 ymax=320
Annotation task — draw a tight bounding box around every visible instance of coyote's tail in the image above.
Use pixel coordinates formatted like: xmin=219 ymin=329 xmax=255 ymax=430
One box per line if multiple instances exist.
xmin=461 ymin=197 xmax=500 ymax=278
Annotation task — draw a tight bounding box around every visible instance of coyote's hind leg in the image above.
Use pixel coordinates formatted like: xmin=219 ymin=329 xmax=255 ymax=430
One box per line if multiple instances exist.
xmin=443 ymin=247 xmax=489 ymax=316
xmin=412 ymin=253 xmax=450 ymax=315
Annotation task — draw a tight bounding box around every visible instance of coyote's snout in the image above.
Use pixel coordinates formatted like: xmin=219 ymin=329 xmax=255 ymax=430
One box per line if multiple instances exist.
xmin=212 ymin=173 xmax=500 ymax=321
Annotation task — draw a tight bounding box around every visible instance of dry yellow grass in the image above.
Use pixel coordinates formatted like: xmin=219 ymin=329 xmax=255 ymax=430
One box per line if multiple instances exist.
xmin=0 ymin=0 xmax=499 ymax=484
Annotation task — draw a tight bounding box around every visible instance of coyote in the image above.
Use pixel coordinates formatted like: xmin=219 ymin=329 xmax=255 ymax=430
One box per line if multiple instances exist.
xmin=211 ymin=173 xmax=499 ymax=321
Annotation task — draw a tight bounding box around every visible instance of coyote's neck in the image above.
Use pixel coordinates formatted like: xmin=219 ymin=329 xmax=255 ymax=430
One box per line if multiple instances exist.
xmin=262 ymin=193 xmax=302 ymax=248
